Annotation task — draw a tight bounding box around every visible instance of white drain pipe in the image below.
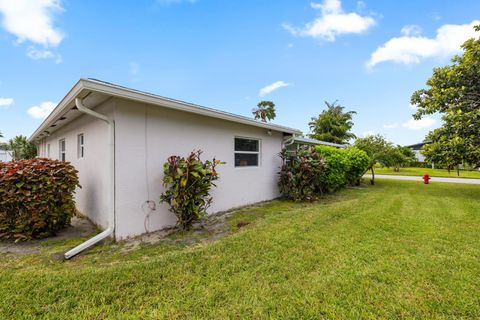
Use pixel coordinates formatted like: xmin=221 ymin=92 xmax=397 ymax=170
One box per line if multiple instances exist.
xmin=64 ymin=98 xmax=115 ymax=259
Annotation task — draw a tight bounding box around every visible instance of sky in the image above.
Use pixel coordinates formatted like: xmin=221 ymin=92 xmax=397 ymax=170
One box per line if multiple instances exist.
xmin=0 ymin=0 xmax=479 ymax=145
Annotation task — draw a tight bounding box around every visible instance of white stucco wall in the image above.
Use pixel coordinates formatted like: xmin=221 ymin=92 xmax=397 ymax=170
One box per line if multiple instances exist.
xmin=114 ymin=98 xmax=284 ymax=239
xmin=38 ymin=100 xmax=114 ymax=229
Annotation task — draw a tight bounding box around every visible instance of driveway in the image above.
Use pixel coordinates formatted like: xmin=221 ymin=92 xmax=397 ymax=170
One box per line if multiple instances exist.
xmin=373 ymin=174 xmax=480 ymax=185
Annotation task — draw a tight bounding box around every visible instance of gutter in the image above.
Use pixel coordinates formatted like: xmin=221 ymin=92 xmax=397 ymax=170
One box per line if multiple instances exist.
xmin=64 ymin=98 xmax=115 ymax=259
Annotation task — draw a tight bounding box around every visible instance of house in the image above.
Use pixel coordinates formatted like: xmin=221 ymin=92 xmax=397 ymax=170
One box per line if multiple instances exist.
xmin=405 ymin=141 xmax=431 ymax=163
xmin=29 ymin=79 xmax=302 ymax=258
xmin=0 ymin=144 xmax=12 ymax=162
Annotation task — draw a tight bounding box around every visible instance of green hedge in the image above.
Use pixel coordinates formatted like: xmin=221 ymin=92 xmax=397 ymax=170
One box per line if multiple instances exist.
xmin=278 ymin=145 xmax=369 ymax=201
xmin=316 ymin=146 xmax=369 ymax=191
xmin=0 ymin=158 xmax=80 ymax=241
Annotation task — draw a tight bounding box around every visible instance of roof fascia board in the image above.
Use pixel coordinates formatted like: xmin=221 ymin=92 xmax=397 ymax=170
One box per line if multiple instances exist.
xmin=29 ymin=80 xmax=86 ymax=141
xmin=82 ymin=80 xmax=301 ymax=135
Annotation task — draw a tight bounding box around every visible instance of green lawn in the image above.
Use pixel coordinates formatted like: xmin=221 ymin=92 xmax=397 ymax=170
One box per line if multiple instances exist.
xmin=1 ymin=180 xmax=480 ymax=319
xmin=375 ymin=166 xmax=480 ymax=179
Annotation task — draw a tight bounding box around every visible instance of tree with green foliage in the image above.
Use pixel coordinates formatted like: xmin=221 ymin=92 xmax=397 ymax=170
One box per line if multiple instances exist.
xmin=382 ymin=145 xmax=417 ymax=172
xmin=354 ymin=134 xmax=392 ymax=185
xmin=411 ymin=25 xmax=480 ymax=168
xmin=308 ymin=101 xmax=356 ymax=144
xmin=7 ymin=135 xmax=37 ymax=160
xmin=252 ymin=101 xmax=276 ymax=122
xmin=422 ymin=127 xmax=465 ymax=176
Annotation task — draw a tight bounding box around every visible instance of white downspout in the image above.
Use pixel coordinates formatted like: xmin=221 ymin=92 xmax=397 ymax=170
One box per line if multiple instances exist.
xmin=64 ymin=97 xmax=115 ymax=259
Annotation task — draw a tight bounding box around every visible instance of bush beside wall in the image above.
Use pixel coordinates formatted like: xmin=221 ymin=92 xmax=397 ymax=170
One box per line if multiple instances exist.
xmin=0 ymin=158 xmax=80 ymax=241
xmin=278 ymin=145 xmax=369 ymax=201
xmin=278 ymin=147 xmax=327 ymax=201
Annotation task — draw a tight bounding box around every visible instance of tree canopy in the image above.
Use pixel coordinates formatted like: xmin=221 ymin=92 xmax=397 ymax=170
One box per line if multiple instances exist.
xmin=252 ymin=101 xmax=276 ymax=122
xmin=308 ymin=101 xmax=356 ymax=144
xmin=354 ymin=134 xmax=393 ymax=184
xmin=411 ymin=25 xmax=480 ymax=167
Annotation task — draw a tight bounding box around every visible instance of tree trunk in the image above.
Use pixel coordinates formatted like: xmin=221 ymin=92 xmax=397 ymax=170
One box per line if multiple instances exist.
xmin=457 ymin=165 xmax=460 ymax=177
xmin=370 ymin=167 xmax=375 ymax=185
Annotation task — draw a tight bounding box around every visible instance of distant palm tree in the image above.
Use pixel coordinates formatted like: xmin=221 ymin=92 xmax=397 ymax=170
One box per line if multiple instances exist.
xmin=252 ymin=101 xmax=276 ymax=122
xmin=7 ymin=135 xmax=37 ymax=160
xmin=308 ymin=101 xmax=356 ymax=144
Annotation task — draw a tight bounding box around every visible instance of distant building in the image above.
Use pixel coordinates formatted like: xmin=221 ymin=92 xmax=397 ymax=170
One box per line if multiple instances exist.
xmin=405 ymin=141 xmax=431 ymax=163
xmin=0 ymin=144 xmax=12 ymax=162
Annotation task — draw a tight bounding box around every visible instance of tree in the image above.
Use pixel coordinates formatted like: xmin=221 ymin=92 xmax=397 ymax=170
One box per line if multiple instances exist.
xmin=411 ymin=25 xmax=480 ymax=168
xmin=0 ymin=131 xmax=3 ymax=138
xmin=308 ymin=101 xmax=356 ymax=144
xmin=381 ymin=146 xmax=414 ymax=172
xmin=252 ymin=101 xmax=276 ymax=122
xmin=7 ymin=135 xmax=37 ymax=160
xmin=422 ymin=127 xmax=466 ymax=176
xmin=354 ymin=134 xmax=392 ymax=184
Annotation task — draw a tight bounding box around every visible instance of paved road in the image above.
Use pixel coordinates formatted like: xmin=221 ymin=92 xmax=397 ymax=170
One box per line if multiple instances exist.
xmin=372 ymin=174 xmax=480 ymax=185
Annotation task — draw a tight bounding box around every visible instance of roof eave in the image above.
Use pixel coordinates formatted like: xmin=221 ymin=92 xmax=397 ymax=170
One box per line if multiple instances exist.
xmin=29 ymin=79 xmax=302 ymax=142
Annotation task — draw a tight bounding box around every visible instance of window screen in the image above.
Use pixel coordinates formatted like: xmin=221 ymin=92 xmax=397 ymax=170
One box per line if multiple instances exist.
xmin=234 ymin=137 xmax=260 ymax=167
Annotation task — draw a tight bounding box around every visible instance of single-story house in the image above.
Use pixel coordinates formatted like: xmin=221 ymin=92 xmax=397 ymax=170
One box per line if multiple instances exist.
xmin=30 ymin=78 xmax=308 ymax=258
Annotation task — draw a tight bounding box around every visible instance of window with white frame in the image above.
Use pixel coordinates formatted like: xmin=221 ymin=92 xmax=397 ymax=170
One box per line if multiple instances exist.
xmin=234 ymin=137 xmax=260 ymax=167
xmin=59 ymin=139 xmax=66 ymax=161
xmin=77 ymin=134 xmax=84 ymax=158
xmin=47 ymin=144 xmax=50 ymax=158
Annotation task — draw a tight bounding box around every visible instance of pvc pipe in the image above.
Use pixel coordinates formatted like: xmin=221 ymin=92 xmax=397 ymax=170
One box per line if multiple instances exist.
xmin=64 ymin=98 xmax=115 ymax=259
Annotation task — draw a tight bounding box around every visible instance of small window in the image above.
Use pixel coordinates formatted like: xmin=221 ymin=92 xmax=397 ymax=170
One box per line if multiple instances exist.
xmin=59 ymin=139 xmax=66 ymax=161
xmin=234 ymin=137 xmax=260 ymax=167
xmin=47 ymin=144 xmax=50 ymax=158
xmin=77 ymin=134 xmax=84 ymax=158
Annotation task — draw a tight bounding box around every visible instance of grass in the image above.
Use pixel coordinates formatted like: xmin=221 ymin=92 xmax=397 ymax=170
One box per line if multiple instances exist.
xmin=375 ymin=166 xmax=480 ymax=179
xmin=1 ymin=180 xmax=480 ymax=319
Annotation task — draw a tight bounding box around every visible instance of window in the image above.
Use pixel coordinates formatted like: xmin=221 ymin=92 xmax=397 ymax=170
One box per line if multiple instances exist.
xmin=234 ymin=137 xmax=260 ymax=167
xmin=59 ymin=139 xmax=66 ymax=161
xmin=77 ymin=134 xmax=84 ymax=158
xmin=47 ymin=144 xmax=50 ymax=158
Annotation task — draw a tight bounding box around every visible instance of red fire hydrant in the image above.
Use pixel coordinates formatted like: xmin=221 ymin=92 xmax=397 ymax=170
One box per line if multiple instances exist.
xmin=423 ymin=174 xmax=430 ymax=184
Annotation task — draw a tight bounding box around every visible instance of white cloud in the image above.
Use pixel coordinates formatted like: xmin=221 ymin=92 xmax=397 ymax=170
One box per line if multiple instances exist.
xmin=130 ymin=62 xmax=140 ymax=75
xmin=26 ymin=46 xmax=62 ymax=63
xmin=283 ymin=0 xmax=376 ymax=42
xmin=361 ymin=130 xmax=375 ymax=137
xmin=27 ymin=101 xmax=56 ymax=119
xmin=402 ymin=117 xmax=436 ymax=130
xmin=0 ymin=0 xmax=64 ymax=47
xmin=0 ymin=97 xmax=14 ymax=107
xmin=258 ymin=81 xmax=292 ymax=97
xmin=367 ymin=20 xmax=480 ymax=68
xmin=383 ymin=123 xmax=398 ymax=129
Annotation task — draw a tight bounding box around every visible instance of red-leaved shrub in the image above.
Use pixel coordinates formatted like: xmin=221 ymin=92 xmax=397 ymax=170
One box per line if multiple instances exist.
xmin=0 ymin=158 xmax=80 ymax=241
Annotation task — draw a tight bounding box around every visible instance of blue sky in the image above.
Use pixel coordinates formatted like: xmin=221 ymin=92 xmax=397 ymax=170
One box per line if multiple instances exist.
xmin=0 ymin=0 xmax=479 ymax=145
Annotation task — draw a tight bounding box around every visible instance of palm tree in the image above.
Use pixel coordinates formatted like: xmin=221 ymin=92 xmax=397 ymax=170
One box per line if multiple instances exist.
xmin=7 ymin=135 xmax=37 ymax=160
xmin=252 ymin=101 xmax=276 ymax=122
xmin=308 ymin=101 xmax=356 ymax=144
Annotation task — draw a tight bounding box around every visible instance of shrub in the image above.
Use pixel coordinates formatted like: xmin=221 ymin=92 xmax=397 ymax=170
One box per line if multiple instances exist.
xmin=278 ymin=146 xmax=327 ymax=201
xmin=343 ymin=147 xmax=370 ymax=186
xmin=278 ymin=145 xmax=369 ymax=201
xmin=316 ymin=146 xmax=348 ymax=192
xmin=315 ymin=146 xmax=369 ymax=190
xmin=160 ymin=150 xmax=223 ymax=230
xmin=0 ymin=158 xmax=80 ymax=241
